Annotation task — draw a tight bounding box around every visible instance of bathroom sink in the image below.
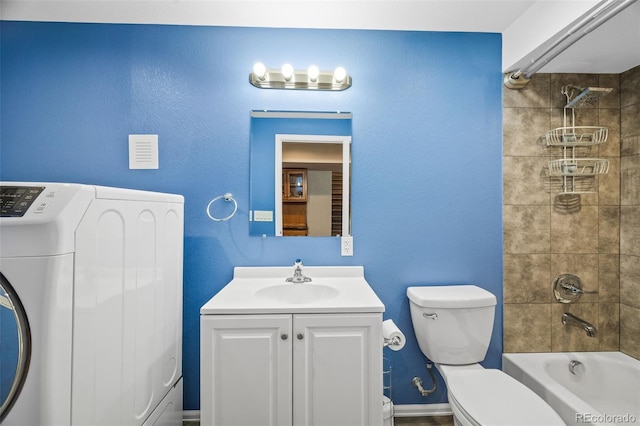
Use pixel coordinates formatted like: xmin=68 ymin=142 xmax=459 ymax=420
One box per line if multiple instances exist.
xmin=200 ymin=266 xmax=385 ymax=314
xmin=254 ymin=283 xmax=339 ymax=304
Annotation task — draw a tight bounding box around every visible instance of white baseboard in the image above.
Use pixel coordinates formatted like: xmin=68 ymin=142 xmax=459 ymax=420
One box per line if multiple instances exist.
xmin=182 ymin=404 xmax=452 ymax=423
xmin=182 ymin=410 xmax=200 ymax=424
xmin=392 ymin=403 xmax=453 ymax=417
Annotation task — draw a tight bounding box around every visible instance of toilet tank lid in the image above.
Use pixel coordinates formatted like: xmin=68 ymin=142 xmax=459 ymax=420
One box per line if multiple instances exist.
xmin=407 ymin=285 xmax=497 ymax=308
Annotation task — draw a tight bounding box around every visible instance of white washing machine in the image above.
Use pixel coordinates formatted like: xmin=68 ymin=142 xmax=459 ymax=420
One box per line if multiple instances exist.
xmin=0 ymin=182 xmax=184 ymax=426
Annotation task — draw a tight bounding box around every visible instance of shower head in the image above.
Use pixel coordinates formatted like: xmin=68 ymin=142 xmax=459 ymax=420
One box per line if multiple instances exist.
xmin=562 ymin=85 xmax=613 ymax=108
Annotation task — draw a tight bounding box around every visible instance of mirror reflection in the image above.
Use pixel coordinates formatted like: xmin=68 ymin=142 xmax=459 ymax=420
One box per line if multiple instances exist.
xmin=249 ymin=111 xmax=352 ymax=237
xmin=276 ymin=136 xmax=350 ymax=237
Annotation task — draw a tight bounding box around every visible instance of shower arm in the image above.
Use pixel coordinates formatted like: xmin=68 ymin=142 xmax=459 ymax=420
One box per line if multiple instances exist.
xmin=504 ymin=0 xmax=638 ymax=89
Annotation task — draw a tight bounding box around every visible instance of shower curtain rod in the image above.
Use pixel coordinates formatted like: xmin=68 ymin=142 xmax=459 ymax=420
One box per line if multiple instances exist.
xmin=504 ymin=0 xmax=638 ymax=89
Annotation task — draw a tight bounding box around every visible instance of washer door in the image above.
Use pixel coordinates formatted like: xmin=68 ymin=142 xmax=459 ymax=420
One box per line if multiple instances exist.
xmin=0 ymin=272 xmax=31 ymax=422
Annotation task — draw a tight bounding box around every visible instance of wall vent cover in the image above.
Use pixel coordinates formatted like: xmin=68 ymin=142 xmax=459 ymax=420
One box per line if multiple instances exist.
xmin=129 ymin=134 xmax=159 ymax=169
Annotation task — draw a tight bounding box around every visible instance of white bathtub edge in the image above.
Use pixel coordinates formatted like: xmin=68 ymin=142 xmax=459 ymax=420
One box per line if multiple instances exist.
xmin=502 ymin=352 xmax=639 ymax=426
xmin=393 ymin=403 xmax=453 ymax=417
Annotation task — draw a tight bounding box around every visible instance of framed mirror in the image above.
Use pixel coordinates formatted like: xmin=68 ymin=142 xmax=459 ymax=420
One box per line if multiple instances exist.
xmin=249 ymin=111 xmax=352 ymax=237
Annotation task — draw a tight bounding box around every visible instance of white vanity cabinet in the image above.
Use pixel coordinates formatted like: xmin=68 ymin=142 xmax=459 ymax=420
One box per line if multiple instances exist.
xmin=200 ymin=314 xmax=292 ymax=426
xmin=200 ymin=266 xmax=385 ymax=426
xmin=200 ymin=312 xmax=382 ymax=426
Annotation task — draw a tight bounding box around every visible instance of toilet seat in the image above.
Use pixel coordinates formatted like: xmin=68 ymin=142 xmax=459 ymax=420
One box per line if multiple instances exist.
xmin=445 ymin=369 xmax=565 ymax=426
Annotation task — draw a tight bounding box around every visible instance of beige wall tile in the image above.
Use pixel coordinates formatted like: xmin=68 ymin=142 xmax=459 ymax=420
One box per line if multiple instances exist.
xmin=620 ymin=304 xmax=640 ymax=359
xmin=598 ymin=303 xmax=620 ymax=351
xmin=620 ymin=254 xmax=640 ymax=308
xmin=598 ymin=74 xmax=621 ymax=109
xmin=598 ymin=108 xmax=621 ymax=157
xmin=598 ymin=206 xmax=620 ymax=254
xmin=618 ymin=65 xmax=640 ymax=360
xmin=550 ymin=206 xmax=599 ymax=253
xmin=621 ymin=155 xmax=640 ymax=205
xmin=572 ymin=185 xmax=599 ymax=206
xmin=503 ymin=156 xmax=551 ymax=205
xmin=504 ymin=303 xmax=551 ymax=352
xmin=599 ymin=157 xmax=620 ymax=206
xmin=504 ymin=254 xmax=551 ymax=303
xmin=571 ymin=107 xmax=599 ymax=127
xmin=621 ymin=135 xmax=640 ymax=157
xmin=598 ymin=254 xmax=620 ymax=303
xmin=503 ymin=108 xmax=551 ymax=157
xmin=503 ymin=67 xmax=639 ymax=359
xmin=503 ymin=205 xmax=550 ymax=254
xmin=621 ymin=206 xmax=640 ymax=257
xmin=621 ymin=103 xmax=640 ymax=139
xmin=621 ymin=66 xmax=640 ymax=108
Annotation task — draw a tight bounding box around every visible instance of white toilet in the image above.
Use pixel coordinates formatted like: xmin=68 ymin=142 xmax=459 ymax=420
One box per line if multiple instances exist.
xmin=407 ymin=285 xmax=565 ymax=426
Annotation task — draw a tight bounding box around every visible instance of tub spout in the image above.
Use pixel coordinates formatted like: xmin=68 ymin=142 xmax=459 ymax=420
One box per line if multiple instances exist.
xmin=562 ymin=313 xmax=597 ymax=337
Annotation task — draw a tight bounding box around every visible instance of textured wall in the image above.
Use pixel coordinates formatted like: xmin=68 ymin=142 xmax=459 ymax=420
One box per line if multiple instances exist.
xmin=1 ymin=22 xmax=503 ymax=409
xmin=620 ymin=65 xmax=640 ymax=360
xmin=503 ymin=72 xmax=623 ymax=353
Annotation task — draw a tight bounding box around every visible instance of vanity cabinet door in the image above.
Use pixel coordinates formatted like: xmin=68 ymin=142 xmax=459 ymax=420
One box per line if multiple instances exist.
xmin=292 ymin=313 xmax=383 ymax=426
xmin=200 ymin=315 xmax=292 ymax=426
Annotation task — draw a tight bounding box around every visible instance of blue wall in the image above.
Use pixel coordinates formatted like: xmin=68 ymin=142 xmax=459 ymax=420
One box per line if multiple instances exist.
xmin=0 ymin=22 xmax=503 ymax=410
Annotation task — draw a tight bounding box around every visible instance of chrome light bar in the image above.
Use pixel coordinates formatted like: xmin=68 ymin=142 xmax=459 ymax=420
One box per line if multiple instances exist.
xmin=249 ymin=63 xmax=352 ymax=91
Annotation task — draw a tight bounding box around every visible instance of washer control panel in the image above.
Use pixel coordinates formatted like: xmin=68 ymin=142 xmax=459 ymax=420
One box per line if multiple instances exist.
xmin=1 ymin=186 xmax=46 ymax=217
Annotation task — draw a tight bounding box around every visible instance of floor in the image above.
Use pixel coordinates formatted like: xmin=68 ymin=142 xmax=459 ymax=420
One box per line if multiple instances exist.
xmin=185 ymin=416 xmax=455 ymax=426
xmin=394 ymin=415 xmax=454 ymax=426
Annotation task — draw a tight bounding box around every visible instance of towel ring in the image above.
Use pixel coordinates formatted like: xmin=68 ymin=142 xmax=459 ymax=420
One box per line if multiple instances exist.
xmin=206 ymin=193 xmax=238 ymax=222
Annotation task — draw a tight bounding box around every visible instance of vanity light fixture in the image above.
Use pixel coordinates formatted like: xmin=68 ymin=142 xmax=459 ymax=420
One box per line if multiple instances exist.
xmin=252 ymin=62 xmax=267 ymax=81
xmin=281 ymin=63 xmax=294 ymax=81
xmin=249 ymin=62 xmax=352 ymax=91
xmin=333 ymin=66 xmax=347 ymax=83
xmin=307 ymin=65 xmax=320 ymax=82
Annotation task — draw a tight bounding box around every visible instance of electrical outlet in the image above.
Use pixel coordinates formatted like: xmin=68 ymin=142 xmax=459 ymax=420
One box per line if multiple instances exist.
xmin=341 ymin=235 xmax=354 ymax=256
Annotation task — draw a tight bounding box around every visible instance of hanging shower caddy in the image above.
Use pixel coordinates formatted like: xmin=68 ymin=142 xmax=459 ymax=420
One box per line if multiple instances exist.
xmin=545 ymin=85 xmax=612 ymax=194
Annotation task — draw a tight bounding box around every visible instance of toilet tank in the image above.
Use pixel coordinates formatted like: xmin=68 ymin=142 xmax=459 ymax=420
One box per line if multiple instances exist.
xmin=407 ymin=285 xmax=497 ymax=365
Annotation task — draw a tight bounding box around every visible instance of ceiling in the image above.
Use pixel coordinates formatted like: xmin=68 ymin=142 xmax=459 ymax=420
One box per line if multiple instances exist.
xmin=1 ymin=0 xmax=638 ymax=75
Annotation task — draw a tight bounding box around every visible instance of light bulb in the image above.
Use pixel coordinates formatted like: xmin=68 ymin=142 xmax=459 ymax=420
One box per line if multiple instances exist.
xmin=281 ymin=63 xmax=294 ymax=81
xmin=333 ymin=66 xmax=347 ymax=83
xmin=253 ymin=62 xmax=266 ymax=80
xmin=307 ymin=65 xmax=320 ymax=82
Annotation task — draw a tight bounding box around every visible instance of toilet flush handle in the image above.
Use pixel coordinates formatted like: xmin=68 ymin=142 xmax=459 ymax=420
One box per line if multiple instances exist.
xmin=423 ymin=313 xmax=438 ymax=320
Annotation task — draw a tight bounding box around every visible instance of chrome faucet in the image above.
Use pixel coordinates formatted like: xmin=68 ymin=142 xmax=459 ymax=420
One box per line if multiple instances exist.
xmin=286 ymin=259 xmax=312 ymax=283
xmin=562 ymin=312 xmax=597 ymax=337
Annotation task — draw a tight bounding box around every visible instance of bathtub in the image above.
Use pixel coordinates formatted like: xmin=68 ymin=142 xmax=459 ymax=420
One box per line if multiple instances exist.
xmin=503 ymin=352 xmax=640 ymax=426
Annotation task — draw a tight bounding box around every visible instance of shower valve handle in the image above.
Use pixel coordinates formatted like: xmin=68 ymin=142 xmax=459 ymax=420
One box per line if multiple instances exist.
xmin=553 ymin=274 xmax=597 ymax=303
xmin=561 ymin=282 xmax=597 ymax=295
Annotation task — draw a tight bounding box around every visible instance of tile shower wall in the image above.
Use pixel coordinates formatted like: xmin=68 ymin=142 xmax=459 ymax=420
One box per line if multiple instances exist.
xmin=620 ymin=65 xmax=640 ymax=360
xmin=503 ymin=72 xmax=623 ymax=353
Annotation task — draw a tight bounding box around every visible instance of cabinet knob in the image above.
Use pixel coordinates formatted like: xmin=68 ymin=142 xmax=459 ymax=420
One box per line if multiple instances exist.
xmin=297 ymin=333 xmax=304 ymax=340
xmin=281 ymin=333 xmax=288 ymax=340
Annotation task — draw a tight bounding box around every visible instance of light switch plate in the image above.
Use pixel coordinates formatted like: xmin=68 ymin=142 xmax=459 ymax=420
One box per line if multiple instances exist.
xmin=253 ymin=210 xmax=273 ymax=222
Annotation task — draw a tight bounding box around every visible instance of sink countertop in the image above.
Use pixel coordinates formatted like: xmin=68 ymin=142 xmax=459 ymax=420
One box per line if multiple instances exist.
xmin=201 ymin=266 xmax=385 ymax=314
